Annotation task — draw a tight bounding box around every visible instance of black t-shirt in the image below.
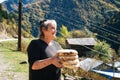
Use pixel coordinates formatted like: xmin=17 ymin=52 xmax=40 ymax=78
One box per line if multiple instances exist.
xmin=27 ymin=39 xmax=61 ymax=80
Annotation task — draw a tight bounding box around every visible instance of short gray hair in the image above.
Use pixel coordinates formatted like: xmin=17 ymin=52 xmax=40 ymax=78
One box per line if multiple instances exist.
xmin=39 ymin=19 xmax=57 ymax=38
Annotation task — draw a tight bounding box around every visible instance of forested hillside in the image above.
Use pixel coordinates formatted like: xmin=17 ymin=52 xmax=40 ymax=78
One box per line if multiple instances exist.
xmin=1 ymin=0 xmax=120 ymax=52
xmin=0 ymin=3 xmax=17 ymax=38
xmin=0 ymin=3 xmax=31 ymax=38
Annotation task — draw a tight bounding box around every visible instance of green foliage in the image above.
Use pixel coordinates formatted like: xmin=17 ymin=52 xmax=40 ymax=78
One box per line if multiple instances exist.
xmin=59 ymin=25 xmax=71 ymax=38
xmin=71 ymin=30 xmax=87 ymax=38
xmin=56 ymin=37 xmax=66 ymax=49
xmin=84 ymin=27 xmax=94 ymax=37
xmin=0 ymin=3 xmax=31 ymax=38
xmin=71 ymin=27 xmax=95 ymax=38
xmin=92 ymin=40 xmax=112 ymax=62
xmin=0 ymin=4 xmax=19 ymax=37
xmin=57 ymin=25 xmax=72 ymax=48
xmin=0 ymin=5 xmax=9 ymax=22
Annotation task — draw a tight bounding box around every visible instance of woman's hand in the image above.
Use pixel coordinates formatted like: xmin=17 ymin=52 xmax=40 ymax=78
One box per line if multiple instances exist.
xmin=51 ymin=56 xmax=63 ymax=68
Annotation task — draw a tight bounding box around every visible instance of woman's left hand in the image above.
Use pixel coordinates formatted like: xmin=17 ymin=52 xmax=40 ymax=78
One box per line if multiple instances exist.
xmin=51 ymin=56 xmax=63 ymax=68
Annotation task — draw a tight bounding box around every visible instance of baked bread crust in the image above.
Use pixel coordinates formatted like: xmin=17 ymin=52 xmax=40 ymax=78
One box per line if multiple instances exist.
xmin=59 ymin=55 xmax=78 ymax=61
xmin=57 ymin=49 xmax=78 ymax=56
xmin=56 ymin=49 xmax=80 ymax=69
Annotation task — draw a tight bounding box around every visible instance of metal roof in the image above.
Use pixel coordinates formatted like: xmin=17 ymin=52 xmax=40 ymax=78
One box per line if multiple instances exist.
xmin=79 ymin=58 xmax=103 ymax=71
xmin=66 ymin=38 xmax=96 ymax=45
xmin=92 ymin=70 xmax=120 ymax=79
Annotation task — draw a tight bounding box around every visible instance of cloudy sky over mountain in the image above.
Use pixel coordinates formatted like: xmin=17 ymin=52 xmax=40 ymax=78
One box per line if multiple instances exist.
xmin=0 ymin=0 xmax=6 ymax=3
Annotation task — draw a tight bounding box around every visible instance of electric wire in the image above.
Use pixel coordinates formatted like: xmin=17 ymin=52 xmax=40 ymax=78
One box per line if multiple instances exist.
xmin=55 ymin=6 xmax=120 ymax=33
xmin=42 ymin=10 xmax=120 ymax=45
xmin=42 ymin=10 xmax=120 ymax=44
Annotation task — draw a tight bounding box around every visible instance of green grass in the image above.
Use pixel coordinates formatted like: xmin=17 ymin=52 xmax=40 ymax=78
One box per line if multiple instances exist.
xmin=3 ymin=51 xmax=28 ymax=72
xmin=0 ymin=39 xmax=32 ymax=72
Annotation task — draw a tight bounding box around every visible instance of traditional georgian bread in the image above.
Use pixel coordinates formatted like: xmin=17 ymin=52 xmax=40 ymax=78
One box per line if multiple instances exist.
xmin=56 ymin=49 xmax=80 ymax=69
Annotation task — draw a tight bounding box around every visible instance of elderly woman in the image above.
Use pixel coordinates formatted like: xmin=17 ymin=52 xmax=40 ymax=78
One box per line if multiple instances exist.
xmin=27 ymin=20 xmax=63 ymax=80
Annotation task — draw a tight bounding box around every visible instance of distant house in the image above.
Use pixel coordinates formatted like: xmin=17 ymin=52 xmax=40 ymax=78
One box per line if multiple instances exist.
xmin=66 ymin=38 xmax=96 ymax=56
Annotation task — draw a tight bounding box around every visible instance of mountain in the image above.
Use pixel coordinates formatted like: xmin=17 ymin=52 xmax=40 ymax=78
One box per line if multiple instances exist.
xmin=2 ymin=0 xmax=37 ymax=11
xmin=2 ymin=0 xmax=120 ymax=34
xmin=1 ymin=0 xmax=120 ymax=51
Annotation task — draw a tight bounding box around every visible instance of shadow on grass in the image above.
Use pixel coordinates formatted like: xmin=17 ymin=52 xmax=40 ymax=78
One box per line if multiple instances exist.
xmin=0 ymin=49 xmax=19 ymax=52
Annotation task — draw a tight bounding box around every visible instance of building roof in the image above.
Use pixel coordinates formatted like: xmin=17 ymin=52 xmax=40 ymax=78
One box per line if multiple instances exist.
xmin=92 ymin=70 xmax=120 ymax=79
xmin=79 ymin=58 xmax=103 ymax=71
xmin=66 ymin=38 xmax=96 ymax=46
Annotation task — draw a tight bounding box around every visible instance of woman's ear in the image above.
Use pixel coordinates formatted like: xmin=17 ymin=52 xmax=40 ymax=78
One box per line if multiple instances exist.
xmin=42 ymin=27 xmax=48 ymax=32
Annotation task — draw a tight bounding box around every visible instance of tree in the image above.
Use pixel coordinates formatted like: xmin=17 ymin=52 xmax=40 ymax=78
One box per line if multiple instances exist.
xmin=56 ymin=25 xmax=71 ymax=48
xmin=92 ymin=40 xmax=112 ymax=62
xmin=59 ymin=25 xmax=71 ymax=38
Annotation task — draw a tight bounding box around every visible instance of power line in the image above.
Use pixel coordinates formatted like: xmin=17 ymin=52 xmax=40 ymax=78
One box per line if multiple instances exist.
xmin=44 ymin=10 xmax=120 ymax=38
xmin=87 ymin=18 xmax=120 ymax=32
xmin=43 ymin=11 xmax=120 ymax=45
xmin=41 ymin=6 xmax=120 ymax=46
xmin=42 ymin=11 xmax=120 ymax=45
xmin=88 ymin=26 xmax=119 ymax=39
xmin=43 ymin=10 xmax=83 ymax=29
xmin=55 ymin=6 xmax=120 ymax=33
xmin=42 ymin=6 xmax=120 ymax=35
xmin=78 ymin=42 xmax=112 ymax=58
xmin=48 ymin=6 xmax=120 ymax=36
xmin=89 ymin=21 xmax=120 ymax=36
xmin=56 ymin=8 xmax=120 ymax=37
xmin=97 ymin=34 xmax=120 ymax=45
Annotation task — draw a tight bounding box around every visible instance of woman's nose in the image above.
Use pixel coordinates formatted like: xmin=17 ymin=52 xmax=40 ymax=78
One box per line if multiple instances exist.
xmin=53 ymin=29 xmax=56 ymax=32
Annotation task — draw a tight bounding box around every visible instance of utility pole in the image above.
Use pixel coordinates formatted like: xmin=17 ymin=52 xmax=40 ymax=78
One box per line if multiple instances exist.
xmin=18 ymin=0 xmax=22 ymax=51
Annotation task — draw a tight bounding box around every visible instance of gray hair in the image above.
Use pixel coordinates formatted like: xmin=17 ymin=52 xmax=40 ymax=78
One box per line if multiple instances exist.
xmin=39 ymin=19 xmax=57 ymax=38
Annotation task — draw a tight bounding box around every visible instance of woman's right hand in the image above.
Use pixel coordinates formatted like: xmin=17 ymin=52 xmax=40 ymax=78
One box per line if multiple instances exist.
xmin=51 ymin=56 xmax=63 ymax=68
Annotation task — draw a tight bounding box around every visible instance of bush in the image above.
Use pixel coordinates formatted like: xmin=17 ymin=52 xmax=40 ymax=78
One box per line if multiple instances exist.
xmin=92 ymin=40 xmax=112 ymax=62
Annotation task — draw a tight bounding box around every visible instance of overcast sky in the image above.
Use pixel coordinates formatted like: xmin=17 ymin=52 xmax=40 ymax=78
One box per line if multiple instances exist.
xmin=0 ymin=0 xmax=6 ymax=3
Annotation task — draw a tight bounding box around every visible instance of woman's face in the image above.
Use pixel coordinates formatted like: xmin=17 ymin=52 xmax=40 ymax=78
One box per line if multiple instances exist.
xmin=43 ymin=24 xmax=57 ymax=40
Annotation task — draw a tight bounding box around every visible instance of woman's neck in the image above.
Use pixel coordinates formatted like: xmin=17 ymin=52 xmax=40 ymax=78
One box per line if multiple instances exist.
xmin=40 ymin=37 xmax=52 ymax=44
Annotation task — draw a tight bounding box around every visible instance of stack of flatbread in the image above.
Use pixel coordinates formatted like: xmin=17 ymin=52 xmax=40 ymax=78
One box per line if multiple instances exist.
xmin=57 ymin=49 xmax=80 ymax=69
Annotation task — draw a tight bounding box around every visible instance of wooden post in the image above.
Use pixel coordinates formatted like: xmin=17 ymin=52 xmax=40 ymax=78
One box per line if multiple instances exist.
xmin=18 ymin=0 xmax=22 ymax=51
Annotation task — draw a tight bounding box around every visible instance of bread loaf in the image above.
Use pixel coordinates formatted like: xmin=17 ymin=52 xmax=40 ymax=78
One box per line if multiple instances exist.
xmin=57 ymin=49 xmax=80 ymax=69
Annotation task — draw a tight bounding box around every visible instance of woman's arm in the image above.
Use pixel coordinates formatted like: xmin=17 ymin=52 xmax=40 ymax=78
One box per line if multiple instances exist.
xmin=32 ymin=56 xmax=63 ymax=70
